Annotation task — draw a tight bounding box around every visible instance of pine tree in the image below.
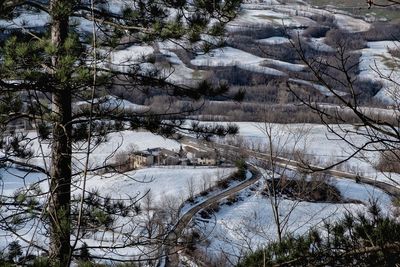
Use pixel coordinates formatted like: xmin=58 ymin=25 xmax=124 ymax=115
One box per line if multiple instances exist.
xmin=237 ymin=208 xmax=400 ymax=267
xmin=7 ymin=241 xmax=22 ymax=263
xmin=78 ymin=242 xmax=90 ymax=263
xmin=0 ymin=0 xmax=242 ymax=265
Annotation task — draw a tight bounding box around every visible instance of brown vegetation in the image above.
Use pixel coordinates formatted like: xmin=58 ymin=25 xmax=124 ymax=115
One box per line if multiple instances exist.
xmin=375 ymin=150 xmax=400 ymax=174
xmin=264 ymin=174 xmax=343 ymax=203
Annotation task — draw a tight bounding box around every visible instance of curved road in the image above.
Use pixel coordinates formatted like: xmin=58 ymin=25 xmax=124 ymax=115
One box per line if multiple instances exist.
xmin=160 ymin=166 xmax=261 ymax=266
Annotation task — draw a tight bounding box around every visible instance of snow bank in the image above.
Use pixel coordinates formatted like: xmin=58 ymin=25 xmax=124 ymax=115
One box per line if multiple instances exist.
xmin=308 ymin=37 xmax=335 ymax=53
xmin=288 ymin=78 xmax=347 ymax=96
xmin=334 ymin=13 xmax=370 ymax=33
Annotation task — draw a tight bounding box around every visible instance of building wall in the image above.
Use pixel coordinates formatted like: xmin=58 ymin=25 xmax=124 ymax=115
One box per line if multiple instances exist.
xmin=130 ymin=154 xmax=153 ymax=169
xmin=198 ymin=157 xmax=216 ymax=165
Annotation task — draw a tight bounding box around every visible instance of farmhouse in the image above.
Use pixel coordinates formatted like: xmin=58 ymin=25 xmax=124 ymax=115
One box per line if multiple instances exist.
xmin=183 ymin=145 xmax=219 ymax=166
xmin=147 ymin=147 xmax=181 ymax=165
xmin=129 ymin=151 xmax=154 ymax=169
xmin=196 ymin=151 xmax=218 ymax=166
xmin=126 ymin=145 xmax=220 ymax=169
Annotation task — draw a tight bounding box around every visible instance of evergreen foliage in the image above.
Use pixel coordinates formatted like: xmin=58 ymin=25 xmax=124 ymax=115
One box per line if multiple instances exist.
xmin=0 ymin=0 xmax=242 ymax=265
xmin=238 ymin=202 xmax=400 ymax=267
xmin=235 ymin=159 xmax=247 ymax=180
xmin=7 ymin=240 xmax=22 ymax=263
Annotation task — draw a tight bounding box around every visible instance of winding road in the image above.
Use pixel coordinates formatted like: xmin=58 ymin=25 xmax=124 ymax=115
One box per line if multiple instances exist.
xmin=160 ymin=166 xmax=261 ymax=266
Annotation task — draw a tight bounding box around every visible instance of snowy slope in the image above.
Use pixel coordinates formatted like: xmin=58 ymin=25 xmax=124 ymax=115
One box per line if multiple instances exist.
xmin=201 ymin=192 xmax=367 ymax=263
xmin=159 ymin=50 xmax=206 ymax=84
xmin=257 ymin=36 xmax=290 ymax=45
xmin=191 ymin=47 xmax=305 ymax=75
xmin=84 ymin=167 xmax=236 ymax=205
xmin=359 ymin=41 xmax=400 ymax=103
xmin=74 ymin=95 xmax=150 ymax=113
xmin=0 ymin=11 xmax=49 ymax=29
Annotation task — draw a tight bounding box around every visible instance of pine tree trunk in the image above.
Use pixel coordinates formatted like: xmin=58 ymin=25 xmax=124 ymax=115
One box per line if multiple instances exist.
xmin=48 ymin=0 xmax=72 ymax=265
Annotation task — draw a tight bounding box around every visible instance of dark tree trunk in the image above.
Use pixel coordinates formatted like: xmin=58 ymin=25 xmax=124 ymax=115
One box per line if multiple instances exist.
xmin=48 ymin=0 xmax=72 ymax=265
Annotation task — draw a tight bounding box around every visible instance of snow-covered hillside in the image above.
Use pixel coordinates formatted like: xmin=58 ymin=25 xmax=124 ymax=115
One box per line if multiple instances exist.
xmin=1 ymin=0 xmax=400 ymax=264
xmin=2 ymin=0 xmax=397 ymax=103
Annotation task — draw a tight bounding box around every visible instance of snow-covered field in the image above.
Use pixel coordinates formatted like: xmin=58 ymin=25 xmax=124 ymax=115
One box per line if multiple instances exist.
xmin=0 ymin=163 xmax=235 ymax=259
xmin=190 ymin=121 xmax=398 ymax=264
xmin=2 ymin=121 xmax=397 ymax=262
xmin=229 ymin=7 xmax=317 ymax=29
xmin=110 ymin=45 xmax=154 ymax=66
xmin=3 ymin=0 xmax=391 ymax=101
xmin=218 ymin=122 xmax=400 ymax=187
xmin=21 ymin=129 xmax=182 ymax=171
xmin=308 ymin=37 xmax=335 ymax=53
xmin=0 ymin=11 xmax=49 ymax=29
xmin=0 ymin=167 xmax=46 ymax=196
xmin=83 ymin=166 xmax=236 ymax=206
xmin=257 ymin=36 xmax=290 ymax=45
xmin=288 ymin=78 xmax=347 ymax=96
xmin=74 ymin=95 xmax=150 ymax=113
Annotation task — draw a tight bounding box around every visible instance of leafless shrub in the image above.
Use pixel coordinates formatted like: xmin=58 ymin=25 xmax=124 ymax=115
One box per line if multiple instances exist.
xmin=199 ymin=202 xmax=220 ymax=219
xmin=264 ymin=174 xmax=342 ymax=203
xmin=226 ymin=194 xmax=238 ymax=206
xmin=217 ymin=179 xmax=230 ymax=189
xmin=114 ymin=151 xmax=129 ymax=165
xmin=229 ymin=24 xmax=284 ymax=40
xmin=363 ymin=21 xmax=400 ymax=41
xmin=325 ymin=29 xmax=366 ymax=50
xmin=181 ymin=229 xmax=202 ymax=252
xmin=200 ymin=174 xmax=212 ymax=193
xmin=393 ymin=197 xmax=400 ymax=217
xmin=170 ymin=49 xmax=197 ymax=67
xmin=291 ymin=149 xmax=315 ymax=168
xmin=186 ymin=178 xmax=196 ymax=202
xmin=389 ymin=47 xmax=400 ymax=59
xmin=309 ymin=13 xmax=335 ymax=26
xmin=375 ymin=150 xmax=400 ymax=174
xmin=303 ymin=26 xmax=331 ymax=38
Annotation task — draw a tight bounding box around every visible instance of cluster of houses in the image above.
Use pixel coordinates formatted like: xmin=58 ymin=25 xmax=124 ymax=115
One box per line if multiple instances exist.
xmin=127 ymin=145 xmax=219 ymax=169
